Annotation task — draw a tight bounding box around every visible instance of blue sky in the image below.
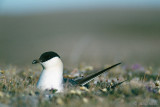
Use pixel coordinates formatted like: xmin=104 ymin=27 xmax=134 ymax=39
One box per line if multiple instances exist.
xmin=0 ymin=0 xmax=160 ymax=15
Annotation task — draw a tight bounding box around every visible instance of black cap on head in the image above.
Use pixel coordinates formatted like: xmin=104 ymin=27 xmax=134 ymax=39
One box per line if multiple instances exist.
xmin=32 ymin=51 xmax=60 ymax=64
xmin=39 ymin=51 xmax=60 ymax=62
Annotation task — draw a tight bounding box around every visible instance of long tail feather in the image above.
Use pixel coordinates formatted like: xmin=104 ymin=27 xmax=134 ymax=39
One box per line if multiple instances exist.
xmin=76 ymin=62 xmax=121 ymax=86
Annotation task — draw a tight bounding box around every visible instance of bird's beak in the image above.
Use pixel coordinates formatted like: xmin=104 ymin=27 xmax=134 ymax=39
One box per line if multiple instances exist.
xmin=32 ymin=59 xmax=40 ymax=64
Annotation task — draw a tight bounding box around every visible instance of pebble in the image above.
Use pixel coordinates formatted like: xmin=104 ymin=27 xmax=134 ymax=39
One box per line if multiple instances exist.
xmin=56 ymin=98 xmax=64 ymax=105
xmin=155 ymin=80 xmax=160 ymax=86
xmin=0 ymin=91 xmax=4 ymax=97
xmin=83 ymin=98 xmax=88 ymax=103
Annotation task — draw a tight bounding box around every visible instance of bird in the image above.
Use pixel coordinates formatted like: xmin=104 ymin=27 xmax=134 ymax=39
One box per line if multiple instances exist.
xmin=32 ymin=51 xmax=121 ymax=92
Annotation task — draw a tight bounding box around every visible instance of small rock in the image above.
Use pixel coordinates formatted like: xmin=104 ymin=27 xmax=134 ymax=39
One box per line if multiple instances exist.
xmin=80 ymin=86 xmax=89 ymax=91
xmin=158 ymin=89 xmax=160 ymax=94
xmin=0 ymin=91 xmax=4 ymax=97
xmin=76 ymin=90 xmax=81 ymax=95
xmin=70 ymin=90 xmax=76 ymax=94
xmin=155 ymin=80 xmax=160 ymax=86
xmin=101 ymin=88 xmax=107 ymax=92
xmin=83 ymin=98 xmax=88 ymax=103
xmin=0 ymin=70 xmax=4 ymax=74
xmin=56 ymin=98 xmax=64 ymax=105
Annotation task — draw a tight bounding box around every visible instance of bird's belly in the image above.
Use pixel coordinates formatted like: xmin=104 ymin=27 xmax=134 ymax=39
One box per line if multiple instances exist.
xmin=37 ymin=70 xmax=63 ymax=92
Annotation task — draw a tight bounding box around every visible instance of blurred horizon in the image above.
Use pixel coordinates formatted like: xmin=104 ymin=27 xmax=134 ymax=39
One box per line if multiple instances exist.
xmin=0 ymin=0 xmax=160 ymax=67
xmin=1 ymin=0 xmax=160 ymax=16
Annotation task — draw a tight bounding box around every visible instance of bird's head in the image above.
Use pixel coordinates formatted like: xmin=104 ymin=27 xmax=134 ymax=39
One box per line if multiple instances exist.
xmin=32 ymin=51 xmax=63 ymax=69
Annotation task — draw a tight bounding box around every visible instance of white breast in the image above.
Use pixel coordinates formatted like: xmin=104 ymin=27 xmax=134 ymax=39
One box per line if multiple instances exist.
xmin=36 ymin=57 xmax=64 ymax=92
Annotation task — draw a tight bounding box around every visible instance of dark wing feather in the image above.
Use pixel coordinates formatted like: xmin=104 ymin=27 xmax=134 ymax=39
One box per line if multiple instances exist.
xmin=75 ymin=62 xmax=121 ymax=86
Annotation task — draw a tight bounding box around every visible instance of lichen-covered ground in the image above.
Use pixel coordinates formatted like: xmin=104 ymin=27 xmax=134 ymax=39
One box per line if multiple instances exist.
xmin=0 ymin=63 xmax=160 ymax=107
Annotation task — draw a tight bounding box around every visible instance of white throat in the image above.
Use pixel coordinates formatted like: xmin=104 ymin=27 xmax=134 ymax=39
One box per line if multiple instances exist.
xmin=36 ymin=57 xmax=64 ymax=92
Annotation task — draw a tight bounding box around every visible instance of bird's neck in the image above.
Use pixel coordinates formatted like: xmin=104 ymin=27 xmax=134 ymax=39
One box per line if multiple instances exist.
xmin=42 ymin=57 xmax=64 ymax=77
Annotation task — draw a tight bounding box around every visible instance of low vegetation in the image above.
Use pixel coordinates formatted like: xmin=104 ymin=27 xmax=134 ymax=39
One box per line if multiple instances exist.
xmin=0 ymin=63 xmax=160 ymax=107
